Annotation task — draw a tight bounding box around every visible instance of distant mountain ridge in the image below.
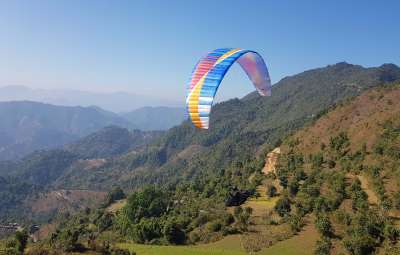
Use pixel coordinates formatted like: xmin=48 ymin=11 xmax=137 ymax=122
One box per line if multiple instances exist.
xmin=0 ymin=85 xmax=182 ymax=112
xmin=0 ymin=101 xmax=186 ymax=160
xmin=0 ymin=101 xmax=132 ymax=160
xmin=122 ymin=106 xmax=186 ymax=131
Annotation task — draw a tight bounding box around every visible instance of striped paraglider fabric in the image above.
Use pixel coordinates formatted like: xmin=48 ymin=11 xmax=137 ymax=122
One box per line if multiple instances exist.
xmin=186 ymin=48 xmax=271 ymax=129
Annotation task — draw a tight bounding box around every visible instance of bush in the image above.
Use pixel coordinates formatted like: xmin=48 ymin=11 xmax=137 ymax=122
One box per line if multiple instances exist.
xmin=221 ymin=213 xmax=235 ymax=226
xmin=315 ymin=213 xmax=333 ymax=237
xmin=288 ymin=214 xmax=303 ymax=233
xmin=51 ymin=229 xmax=80 ymax=252
xmin=275 ymin=195 xmax=291 ymax=217
xmin=163 ymin=220 xmax=185 ymax=244
xmin=207 ymin=221 xmax=222 ymax=232
xmin=288 ymin=180 xmax=299 ymax=196
xmin=188 ymin=231 xmax=200 ymax=243
xmin=314 ymin=237 xmax=332 ymax=255
xmin=132 ymin=218 xmax=163 ymax=243
xmin=266 ymin=185 xmax=277 ymax=198
xmin=110 ymin=248 xmax=135 ymax=255
xmin=96 ymin=212 xmax=114 ymax=231
xmin=233 ymin=206 xmax=252 ymax=231
xmin=393 ymin=192 xmax=400 ymax=210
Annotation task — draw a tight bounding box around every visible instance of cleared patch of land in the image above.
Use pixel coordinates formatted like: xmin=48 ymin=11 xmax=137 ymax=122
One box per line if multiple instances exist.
xmin=257 ymin=223 xmax=318 ymax=255
xmin=29 ymin=189 xmax=106 ymax=214
xmin=106 ymin=199 xmax=127 ymax=213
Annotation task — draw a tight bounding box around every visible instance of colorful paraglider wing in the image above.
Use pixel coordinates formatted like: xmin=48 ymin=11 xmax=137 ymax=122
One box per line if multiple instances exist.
xmin=186 ymin=48 xmax=271 ymax=129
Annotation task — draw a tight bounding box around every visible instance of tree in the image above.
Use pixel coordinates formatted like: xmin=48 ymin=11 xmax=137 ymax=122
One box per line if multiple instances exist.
xmin=122 ymin=186 xmax=169 ymax=224
xmin=343 ymin=210 xmax=384 ymax=255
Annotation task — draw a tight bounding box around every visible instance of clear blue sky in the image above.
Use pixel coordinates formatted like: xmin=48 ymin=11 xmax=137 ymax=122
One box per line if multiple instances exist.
xmin=1 ymin=0 xmax=399 ymax=102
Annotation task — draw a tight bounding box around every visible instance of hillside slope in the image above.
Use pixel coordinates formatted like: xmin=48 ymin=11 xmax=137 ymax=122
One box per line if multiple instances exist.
xmin=55 ymin=62 xmax=400 ymax=190
xmin=272 ymin=83 xmax=400 ymax=254
xmin=64 ymin=126 xmax=163 ymax=159
xmin=0 ymin=126 xmax=161 ymax=223
xmin=44 ymin=82 xmax=400 ymax=255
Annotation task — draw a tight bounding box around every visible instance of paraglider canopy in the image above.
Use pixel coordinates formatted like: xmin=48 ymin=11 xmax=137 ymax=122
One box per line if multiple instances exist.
xmin=186 ymin=48 xmax=271 ymax=129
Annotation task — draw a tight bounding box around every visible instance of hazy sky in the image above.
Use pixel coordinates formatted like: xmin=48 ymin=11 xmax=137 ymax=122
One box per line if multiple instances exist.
xmin=1 ymin=0 xmax=399 ymax=102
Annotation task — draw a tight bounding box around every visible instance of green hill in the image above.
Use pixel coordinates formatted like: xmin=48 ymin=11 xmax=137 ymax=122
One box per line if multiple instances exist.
xmin=1 ymin=63 xmax=400 ymax=254
xmin=0 ymin=126 xmax=161 ymax=223
xmin=64 ymin=126 xmax=163 ymax=159
xmin=42 ymin=81 xmax=400 ymax=255
xmin=55 ymin=62 xmax=400 ymax=191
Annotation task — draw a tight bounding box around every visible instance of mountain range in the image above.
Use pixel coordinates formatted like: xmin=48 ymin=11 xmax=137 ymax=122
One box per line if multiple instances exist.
xmin=0 ymin=102 xmax=186 ymax=161
xmin=0 ymin=85 xmax=182 ymax=112
xmin=1 ymin=61 xmax=399 ymax=226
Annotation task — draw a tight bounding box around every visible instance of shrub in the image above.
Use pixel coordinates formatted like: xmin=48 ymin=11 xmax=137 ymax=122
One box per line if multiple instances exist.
xmin=163 ymin=220 xmax=185 ymax=244
xmin=275 ymin=195 xmax=291 ymax=217
xmin=288 ymin=214 xmax=304 ymax=233
xmin=207 ymin=221 xmax=222 ymax=232
xmin=314 ymin=237 xmax=332 ymax=255
xmin=315 ymin=213 xmax=333 ymax=237
xmin=266 ymin=185 xmax=277 ymax=198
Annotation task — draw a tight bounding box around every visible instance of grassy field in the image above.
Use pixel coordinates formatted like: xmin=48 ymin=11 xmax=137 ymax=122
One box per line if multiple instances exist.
xmin=118 ymin=224 xmax=318 ymax=255
xmin=0 ymin=240 xmax=6 ymax=255
xmin=118 ymin=238 xmax=247 ymax=255
xmin=242 ymin=180 xmax=279 ymax=217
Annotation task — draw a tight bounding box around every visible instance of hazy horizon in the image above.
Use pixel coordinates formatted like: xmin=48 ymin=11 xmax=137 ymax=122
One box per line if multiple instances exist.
xmin=1 ymin=0 xmax=400 ymax=103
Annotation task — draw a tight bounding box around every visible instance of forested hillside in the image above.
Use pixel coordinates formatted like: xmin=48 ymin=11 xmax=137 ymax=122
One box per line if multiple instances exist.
xmin=41 ymin=81 xmax=400 ymax=255
xmin=0 ymin=126 xmax=161 ymax=223
xmin=55 ymin=63 xmax=400 ymax=190
xmin=1 ymin=63 xmax=400 ymax=254
xmin=64 ymin=126 xmax=163 ymax=159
